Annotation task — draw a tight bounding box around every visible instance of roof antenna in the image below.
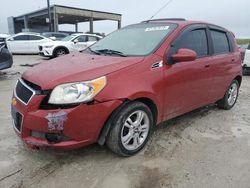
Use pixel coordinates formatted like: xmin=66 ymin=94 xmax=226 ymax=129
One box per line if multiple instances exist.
xmin=148 ymin=0 xmax=175 ymax=21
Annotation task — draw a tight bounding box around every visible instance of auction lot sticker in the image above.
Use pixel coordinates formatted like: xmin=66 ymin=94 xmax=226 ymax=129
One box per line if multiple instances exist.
xmin=145 ymin=26 xmax=170 ymax=32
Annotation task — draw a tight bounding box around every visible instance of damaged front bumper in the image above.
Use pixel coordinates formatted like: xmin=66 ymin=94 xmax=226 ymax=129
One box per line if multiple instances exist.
xmin=11 ymin=92 xmax=122 ymax=150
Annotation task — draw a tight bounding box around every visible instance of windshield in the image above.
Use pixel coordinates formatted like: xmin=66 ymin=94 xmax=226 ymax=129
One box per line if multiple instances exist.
xmin=90 ymin=23 xmax=177 ymax=56
xmin=61 ymin=35 xmax=77 ymax=41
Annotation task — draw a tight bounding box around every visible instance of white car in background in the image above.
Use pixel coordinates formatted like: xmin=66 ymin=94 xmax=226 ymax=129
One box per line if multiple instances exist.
xmin=6 ymin=33 xmax=52 ymax=54
xmin=241 ymin=43 xmax=250 ymax=74
xmin=38 ymin=33 xmax=102 ymax=58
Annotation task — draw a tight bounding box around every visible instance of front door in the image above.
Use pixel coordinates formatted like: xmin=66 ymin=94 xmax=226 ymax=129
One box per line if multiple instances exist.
xmin=7 ymin=35 xmax=30 ymax=53
xmin=163 ymin=26 xmax=213 ymax=120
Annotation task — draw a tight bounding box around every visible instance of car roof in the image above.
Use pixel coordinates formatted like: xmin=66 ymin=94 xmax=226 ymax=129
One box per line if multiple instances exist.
xmin=42 ymin=32 xmax=68 ymax=35
xmin=71 ymin=33 xmax=102 ymax=38
xmin=139 ymin=18 xmax=229 ymax=32
xmin=14 ymin=32 xmax=43 ymax=36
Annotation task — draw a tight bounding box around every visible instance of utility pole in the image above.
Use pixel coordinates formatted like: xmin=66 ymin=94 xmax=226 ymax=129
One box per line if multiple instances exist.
xmin=47 ymin=0 xmax=52 ymax=31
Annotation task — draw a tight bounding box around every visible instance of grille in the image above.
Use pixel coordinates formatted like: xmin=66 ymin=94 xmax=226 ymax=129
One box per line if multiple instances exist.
xmin=39 ymin=46 xmax=43 ymax=51
xmin=15 ymin=79 xmax=35 ymax=105
xmin=11 ymin=106 xmax=23 ymax=132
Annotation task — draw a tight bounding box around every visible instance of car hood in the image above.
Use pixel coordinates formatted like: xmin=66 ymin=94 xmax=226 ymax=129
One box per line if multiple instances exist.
xmin=22 ymin=53 xmax=145 ymax=90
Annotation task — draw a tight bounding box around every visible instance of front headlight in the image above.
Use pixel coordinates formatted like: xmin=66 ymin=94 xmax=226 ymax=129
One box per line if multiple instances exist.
xmin=48 ymin=76 xmax=107 ymax=104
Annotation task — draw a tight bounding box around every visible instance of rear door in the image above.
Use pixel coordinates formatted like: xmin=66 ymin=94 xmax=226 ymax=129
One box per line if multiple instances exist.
xmin=163 ymin=25 xmax=214 ymax=119
xmin=207 ymin=27 xmax=238 ymax=100
xmin=28 ymin=35 xmax=46 ymax=53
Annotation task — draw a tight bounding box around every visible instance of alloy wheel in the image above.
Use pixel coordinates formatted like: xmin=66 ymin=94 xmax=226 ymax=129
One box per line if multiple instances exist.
xmin=121 ymin=110 xmax=150 ymax=151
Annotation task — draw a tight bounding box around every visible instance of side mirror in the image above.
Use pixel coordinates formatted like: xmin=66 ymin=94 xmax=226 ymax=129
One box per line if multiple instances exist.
xmin=73 ymin=39 xmax=79 ymax=44
xmin=172 ymin=48 xmax=197 ymax=63
xmin=8 ymin=38 xmax=14 ymax=41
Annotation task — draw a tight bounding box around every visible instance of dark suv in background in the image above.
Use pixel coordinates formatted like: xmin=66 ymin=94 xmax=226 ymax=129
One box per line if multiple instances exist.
xmin=0 ymin=42 xmax=13 ymax=70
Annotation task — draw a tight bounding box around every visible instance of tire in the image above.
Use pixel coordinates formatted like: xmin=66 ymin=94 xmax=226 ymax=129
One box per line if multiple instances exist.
xmin=242 ymin=67 xmax=246 ymax=76
xmin=54 ymin=48 xmax=68 ymax=57
xmin=217 ymin=80 xmax=239 ymax=110
xmin=106 ymin=101 xmax=154 ymax=157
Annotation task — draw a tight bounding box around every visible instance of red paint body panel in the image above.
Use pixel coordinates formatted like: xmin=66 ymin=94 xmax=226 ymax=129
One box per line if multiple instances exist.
xmin=12 ymin=20 xmax=242 ymax=150
xmin=13 ymin=94 xmax=122 ymax=148
xmin=23 ymin=53 xmax=144 ymax=90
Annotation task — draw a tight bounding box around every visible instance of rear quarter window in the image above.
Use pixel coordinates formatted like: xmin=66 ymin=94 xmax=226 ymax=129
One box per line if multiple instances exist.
xmin=211 ymin=30 xmax=230 ymax=54
xmin=29 ymin=35 xmax=43 ymax=40
xmin=227 ymin=32 xmax=237 ymax=52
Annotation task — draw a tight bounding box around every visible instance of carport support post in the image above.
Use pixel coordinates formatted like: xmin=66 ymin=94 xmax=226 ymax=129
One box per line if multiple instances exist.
xmin=53 ymin=11 xmax=58 ymax=32
xmin=89 ymin=18 xmax=94 ymax=33
xmin=47 ymin=0 xmax=52 ymax=31
xmin=118 ymin=20 xmax=121 ymax=29
xmin=24 ymin=16 xmax=28 ymax=29
xmin=75 ymin=23 xmax=78 ymax=32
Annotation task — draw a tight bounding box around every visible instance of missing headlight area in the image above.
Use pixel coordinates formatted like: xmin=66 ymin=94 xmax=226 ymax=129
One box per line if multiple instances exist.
xmin=46 ymin=111 xmax=68 ymax=131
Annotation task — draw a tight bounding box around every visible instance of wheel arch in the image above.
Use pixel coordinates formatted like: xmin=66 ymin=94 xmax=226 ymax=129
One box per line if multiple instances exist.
xmin=97 ymin=97 xmax=159 ymax=146
xmin=234 ymin=75 xmax=242 ymax=86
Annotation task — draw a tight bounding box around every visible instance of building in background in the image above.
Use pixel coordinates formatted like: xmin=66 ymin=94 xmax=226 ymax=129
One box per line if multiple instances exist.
xmin=7 ymin=4 xmax=122 ymax=34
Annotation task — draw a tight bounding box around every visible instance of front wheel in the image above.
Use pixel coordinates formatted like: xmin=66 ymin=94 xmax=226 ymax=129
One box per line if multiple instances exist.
xmin=217 ymin=80 xmax=239 ymax=110
xmin=54 ymin=48 xmax=68 ymax=57
xmin=106 ymin=101 xmax=154 ymax=156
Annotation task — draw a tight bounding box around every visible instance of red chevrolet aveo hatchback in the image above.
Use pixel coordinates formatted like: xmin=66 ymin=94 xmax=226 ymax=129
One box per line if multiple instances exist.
xmin=12 ymin=19 xmax=242 ymax=156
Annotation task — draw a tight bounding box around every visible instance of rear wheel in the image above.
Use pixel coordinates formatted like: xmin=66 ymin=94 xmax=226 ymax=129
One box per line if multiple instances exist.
xmin=106 ymin=101 xmax=154 ymax=156
xmin=217 ymin=80 xmax=239 ymax=110
xmin=54 ymin=48 xmax=68 ymax=57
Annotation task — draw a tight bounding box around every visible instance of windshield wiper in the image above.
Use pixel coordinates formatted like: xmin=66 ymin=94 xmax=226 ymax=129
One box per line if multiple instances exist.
xmin=96 ymin=49 xmax=127 ymax=57
xmin=88 ymin=47 xmax=101 ymax=55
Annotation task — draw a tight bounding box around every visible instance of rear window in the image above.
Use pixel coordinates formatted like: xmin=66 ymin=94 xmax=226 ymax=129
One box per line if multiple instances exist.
xmin=88 ymin=36 xmax=98 ymax=42
xmin=211 ymin=30 xmax=230 ymax=54
xmin=29 ymin=35 xmax=43 ymax=40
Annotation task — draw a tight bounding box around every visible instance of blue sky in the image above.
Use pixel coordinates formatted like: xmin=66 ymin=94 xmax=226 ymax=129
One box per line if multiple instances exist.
xmin=0 ymin=0 xmax=249 ymax=38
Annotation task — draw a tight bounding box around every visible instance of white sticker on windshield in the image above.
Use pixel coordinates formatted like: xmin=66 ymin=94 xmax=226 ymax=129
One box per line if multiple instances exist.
xmin=145 ymin=26 xmax=170 ymax=32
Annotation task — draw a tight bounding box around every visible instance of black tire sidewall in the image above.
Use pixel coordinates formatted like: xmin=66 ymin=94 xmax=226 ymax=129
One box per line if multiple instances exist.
xmin=54 ymin=48 xmax=66 ymax=57
xmin=111 ymin=102 xmax=154 ymax=156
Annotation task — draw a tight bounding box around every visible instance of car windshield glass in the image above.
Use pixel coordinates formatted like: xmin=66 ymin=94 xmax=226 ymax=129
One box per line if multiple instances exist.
xmin=90 ymin=23 xmax=177 ymax=56
xmin=61 ymin=35 xmax=77 ymax=41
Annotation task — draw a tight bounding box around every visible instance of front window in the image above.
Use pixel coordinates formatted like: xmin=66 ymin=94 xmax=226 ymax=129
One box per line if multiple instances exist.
xmin=90 ymin=23 xmax=177 ymax=56
xmin=176 ymin=29 xmax=208 ymax=58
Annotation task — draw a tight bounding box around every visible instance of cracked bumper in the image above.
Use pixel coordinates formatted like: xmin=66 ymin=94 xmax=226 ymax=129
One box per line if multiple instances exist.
xmin=12 ymin=94 xmax=122 ymax=150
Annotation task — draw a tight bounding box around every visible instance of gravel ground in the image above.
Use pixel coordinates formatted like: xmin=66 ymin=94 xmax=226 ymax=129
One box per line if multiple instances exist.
xmin=0 ymin=55 xmax=250 ymax=188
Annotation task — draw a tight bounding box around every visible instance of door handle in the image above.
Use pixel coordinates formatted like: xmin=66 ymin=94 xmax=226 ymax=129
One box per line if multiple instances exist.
xmin=205 ymin=64 xmax=210 ymax=68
